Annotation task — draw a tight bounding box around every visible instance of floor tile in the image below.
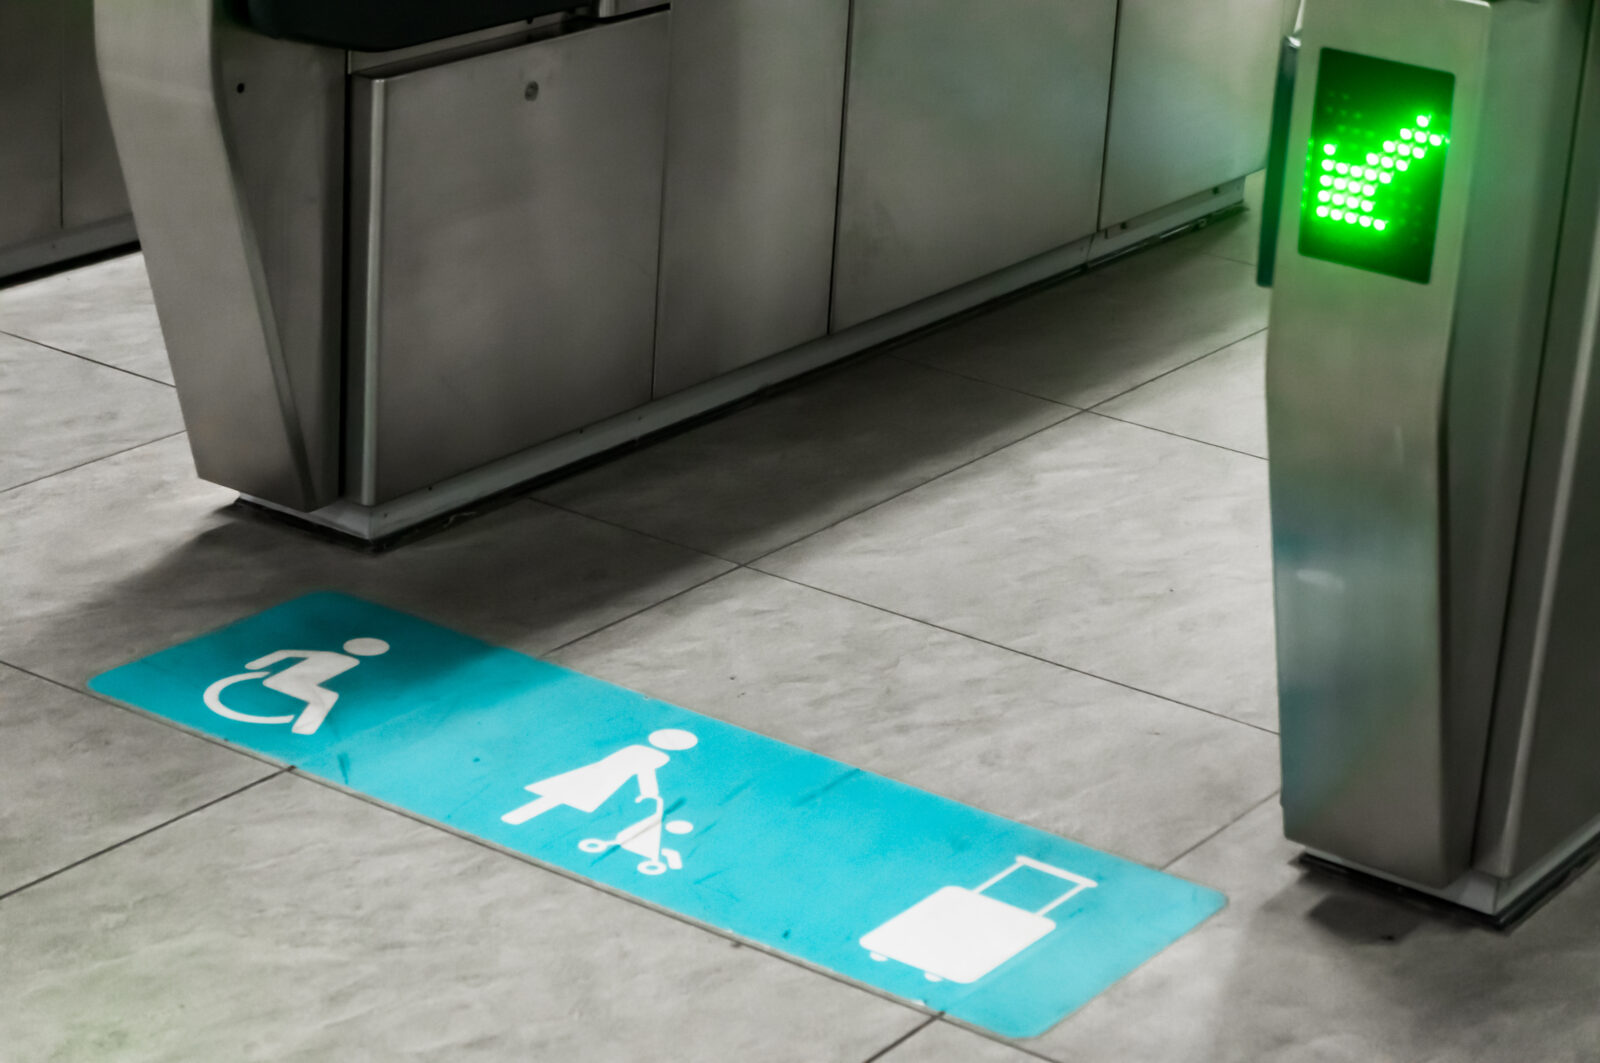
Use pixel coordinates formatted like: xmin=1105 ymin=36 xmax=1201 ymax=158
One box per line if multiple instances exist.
xmin=538 ymin=356 xmax=1072 ymax=563
xmin=894 ymin=241 xmax=1268 ymax=409
xmin=0 ymin=663 xmax=276 ymax=896
xmin=0 ymin=332 xmax=182 ymax=491
xmin=1189 ymin=168 xmax=1267 ymax=268
xmin=758 ymin=414 xmax=1278 ymax=730
xmin=0 ymin=252 xmax=171 ymax=384
xmin=553 ymin=569 xmax=1279 ymax=868
xmin=0 ymin=435 xmax=732 ymax=687
xmin=878 ymin=1022 xmax=1041 ymax=1063
xmin=0 ymin=772 xmax=924 ymax=1063
xmin=1096 ymin=330 xmax=1268 ymax=458
xmin=1028 ymin=801 xmax=1600 ymax=1063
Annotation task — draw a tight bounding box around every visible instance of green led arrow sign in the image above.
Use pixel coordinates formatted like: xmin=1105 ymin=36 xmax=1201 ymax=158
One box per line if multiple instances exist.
xmin=1298 ymin=48 xmax=1456 ymax=284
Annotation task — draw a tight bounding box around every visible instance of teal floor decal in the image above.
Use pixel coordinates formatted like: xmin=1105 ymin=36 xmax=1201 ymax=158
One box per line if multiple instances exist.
xmin=91 ymin=591 xmax=1225 ymax=1038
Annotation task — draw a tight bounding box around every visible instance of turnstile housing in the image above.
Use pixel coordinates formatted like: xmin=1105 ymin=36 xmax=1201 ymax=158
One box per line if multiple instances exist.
xmin=1268 ymin=0 xmax=1600 ymax=913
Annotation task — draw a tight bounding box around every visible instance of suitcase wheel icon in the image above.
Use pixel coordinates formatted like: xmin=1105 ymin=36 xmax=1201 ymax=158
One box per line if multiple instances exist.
xmin=860 ymin=856 xmax=1097 ymax=984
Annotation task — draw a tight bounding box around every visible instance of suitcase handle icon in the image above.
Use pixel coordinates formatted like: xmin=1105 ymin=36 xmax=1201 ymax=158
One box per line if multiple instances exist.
xmin=974 ymin=855 xmax=1097 ymax=915
xmin=860 ymin=856 xmax=1099 ymax=985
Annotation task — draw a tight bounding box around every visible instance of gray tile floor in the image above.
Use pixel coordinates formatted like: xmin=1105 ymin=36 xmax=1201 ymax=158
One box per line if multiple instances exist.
xmin=3 ymin=180 xmax=1595 ymax=1062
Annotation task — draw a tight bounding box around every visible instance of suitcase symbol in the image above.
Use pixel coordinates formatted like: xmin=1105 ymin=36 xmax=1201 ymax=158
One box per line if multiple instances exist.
xmin=860 ymin=856 xmax=1097 ymax=984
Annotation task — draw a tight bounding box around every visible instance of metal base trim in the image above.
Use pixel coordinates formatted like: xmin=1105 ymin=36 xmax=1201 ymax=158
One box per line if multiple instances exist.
xmin=1302 ymin=811 xmax=1600 ymax=927
xmin=1087 ymin=178 xmax=1248 ymax=263
xmin=246 ymin=183 xmax=1245 ymax=542
xmin=0 ymin=216 xmax=137 ymax=282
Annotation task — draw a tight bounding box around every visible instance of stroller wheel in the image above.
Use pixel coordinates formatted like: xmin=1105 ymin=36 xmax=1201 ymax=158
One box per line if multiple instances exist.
xmin=638 ymin=860 xmax=667 ymax=875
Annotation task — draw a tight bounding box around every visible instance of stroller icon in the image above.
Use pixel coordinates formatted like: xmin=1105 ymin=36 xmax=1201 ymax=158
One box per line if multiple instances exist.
xmin=501 ymin=728 xmax=698 ymax=876
xmin=579 ymin=795 xmax=694 ymax=875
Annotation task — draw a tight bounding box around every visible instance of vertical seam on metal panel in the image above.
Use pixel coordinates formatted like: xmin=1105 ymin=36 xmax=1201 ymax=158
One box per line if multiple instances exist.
xmin=1093 ymin=0 xmax=1126 ymax=232
xmin=57 ymin=1 xmax=65 ymax=230
xmin=824 ymin=0 xmax=856 ymax=334
xmin=1471 ymin=2 xmax=1599 ymax=872
xmin=336 ymin=53 xmax=354 ymax=499
xmin=1496 ymin=173 xmax=1600 ymax=865
xmin=210 ymin=28 xmax=318 ymax=502
xmin=649 ymin=9 xmax=675 ymax=399
xmin=355 ymin=78 xmax=386 ymax=505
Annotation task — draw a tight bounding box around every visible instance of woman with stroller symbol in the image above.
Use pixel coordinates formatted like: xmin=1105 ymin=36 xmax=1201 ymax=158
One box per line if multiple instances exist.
xmin=500 ymin=728 xmax=697 ymax=824
xmin=500 ymin=728 xmax=698 ymax=875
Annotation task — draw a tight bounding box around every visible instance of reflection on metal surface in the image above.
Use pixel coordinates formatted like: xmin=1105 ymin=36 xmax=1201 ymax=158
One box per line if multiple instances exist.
xmin=652 ymin=0 xmax=850 ymax=397
xmin=1477 ymin=2 xmax=1600 ymax=882
xmin=832 ymin=0 xmax=1117 ymax=330
xmin=245 ymin=183 xmax=1241 ymax=541
xmin=1269 ymin=0 xmax=1600 ymax=911
xmin=346 ymin=13 xmax=669 ymax=503
xmin=1099 ymin=0 xmax=1280 ymax=229
xmin=97 ymin=0 xmax=345 ymax=510
xmin=101 ymin=0 xmax=1261 ymax=537
xmin=60 ymin=0 xmax=129 ymax=229
xmin=0 ymin=0 xmax=63 ymax=250
xmin=1268 ymin=0 xmax=1494 ymax=888
xmin=0 ymin=0 xmax=133 ymax=277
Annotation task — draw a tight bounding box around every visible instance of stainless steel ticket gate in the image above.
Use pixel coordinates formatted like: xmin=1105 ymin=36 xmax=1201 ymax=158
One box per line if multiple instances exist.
xmin=1265 ymin=0 xmax=1600 ymax=922
xmin=97 ymin=0 xmax=1287 ymax=540
xmin=0 ymin=0 xmax=134 ymax=278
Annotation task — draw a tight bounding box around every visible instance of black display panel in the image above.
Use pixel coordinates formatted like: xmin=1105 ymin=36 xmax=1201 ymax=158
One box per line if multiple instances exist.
xmin=1297 ymin=49 xmax=1456 ymax=284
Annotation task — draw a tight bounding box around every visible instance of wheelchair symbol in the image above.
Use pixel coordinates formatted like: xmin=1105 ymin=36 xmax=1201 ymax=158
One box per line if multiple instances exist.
xmin=203 ymin=638 xmax=389 ymax=735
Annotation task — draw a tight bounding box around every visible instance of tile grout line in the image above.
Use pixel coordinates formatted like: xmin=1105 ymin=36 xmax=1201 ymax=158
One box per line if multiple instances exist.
xmin=888 ymin=318 xmax=1266 ymax=420
xmin=1083 ymin=325 xmax=1269 ymax=413
xmin=533 ymin=401 xmax=1082 ymax=573
xmin=1198 ymin=247 xmax=1259 ymax=269
xmin=739 ymin=408 xmax=1084 ymax=566
xmin=859 ymin=1015 xmax=942 ymax=1063
xmin=518 ymin=321 xmax=1265 ymax=589
xmin=883 ymin=350 xmax=1086 ymax=412
xmin=0 ymin=769 xmax=289 ymax=904
xmin=279 ymin=765 xmax=943 ymax=1021
xmin=744 ymin=570 xmax=1279 ymax=738
xmin=539 ymin=566 xmax=748 ymax=658
xmin=4 ymin=657 xmax=934 ymax=1017
xmin=930 ymin=1018 xmax=1071 ymax=1063
xmin=0 ymin=327 xmax=176 ymax=388
xmin=1085 ymin=409 xmax=1268 ymax=462
xmin=1161 ymin=789 xmax=1281 ymax=871
xmin=0 ymin=429 xmax=189 ymax=497
xmin=528 ymin=495 xmax=745 ymax=567
xmin=0 ymin=659 xmax=288 ymax=771
xmin=917 ymin=796 xmax=1286 ymax=1063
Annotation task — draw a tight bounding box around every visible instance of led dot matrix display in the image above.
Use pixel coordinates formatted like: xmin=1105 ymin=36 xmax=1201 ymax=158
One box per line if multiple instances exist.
xmin=1298 ymin=48 xmax=1455 ymax=284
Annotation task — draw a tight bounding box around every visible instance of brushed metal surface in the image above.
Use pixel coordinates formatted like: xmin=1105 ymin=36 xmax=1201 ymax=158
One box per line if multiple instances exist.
xmin=0 ymin=214 xmax=134 ymax=279
xmin=1477 ymin=0 xmax=1600 ymax=881
xmin=257 ymin=184 xmax=1238 ymax=541
xmin=59 ymin=0 xmax=129 ymax=228
xmin=1267 ymin=0 xmax=1492 ymax=887
xmin=1440 ymin=0 xmax=1591 ymax=878
xmin=831 ymin=0 xmax=1117 ymax=331
xmin=348 ymin=14 xmax=669 ymax=503
xmin=1098 ymin=0 xmax=1280 ymax=228
xmin=652 ymin=0 xmax=850 ymax=398
xmin=96 ymin=0 xmax=344 ymax=509
xmin=0 ymin=0 xmax=62 ymax=248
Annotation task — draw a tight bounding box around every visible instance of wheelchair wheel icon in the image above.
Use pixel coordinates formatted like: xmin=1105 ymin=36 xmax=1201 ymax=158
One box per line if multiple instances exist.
xmin=203 ymin=671 xmax=296 ymax=725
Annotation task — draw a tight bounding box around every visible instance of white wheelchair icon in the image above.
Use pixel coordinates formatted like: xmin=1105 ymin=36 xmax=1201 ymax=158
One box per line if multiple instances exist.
xmin=203 ymin=638 xmax=389 ymax=735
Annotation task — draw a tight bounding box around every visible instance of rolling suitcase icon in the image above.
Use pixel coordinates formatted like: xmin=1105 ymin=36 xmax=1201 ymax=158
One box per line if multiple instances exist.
xmin=861 ymin=856 xmax=1097 ymax=984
